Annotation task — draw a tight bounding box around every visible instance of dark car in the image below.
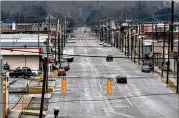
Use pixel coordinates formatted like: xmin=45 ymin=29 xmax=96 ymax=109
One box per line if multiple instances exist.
xmin=9 ymin=68 xmax=32 ymax=78
xmin=143 ymin=61 xmax=154 ymax=71
xmin=116 ymin=75 xmax=127 ymax=83
xmin=62 ymin=56 xmax=74 ymax=62
xmin=141 ymin=65 xmax=151 ymax=73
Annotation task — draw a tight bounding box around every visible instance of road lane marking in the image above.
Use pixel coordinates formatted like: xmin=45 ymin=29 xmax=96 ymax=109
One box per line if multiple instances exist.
xmin=117 ymin=84 xmax=123 ymax=92
xmin=125 ymin=96 xmax=133 ymax=106
xmin=104 ymin=97 xmax=113 ymax=112
xmin=112 ymin=111 xmax=135 ymax=118
xmin=99 ymin=82 xmax=103 ymax=92
xmin=114 ymin=105 xmax=129 ymax=108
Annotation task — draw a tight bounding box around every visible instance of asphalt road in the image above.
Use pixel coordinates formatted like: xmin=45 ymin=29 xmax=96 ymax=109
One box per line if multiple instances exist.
xmin=46 ymin=27 xmax=179 ymax=118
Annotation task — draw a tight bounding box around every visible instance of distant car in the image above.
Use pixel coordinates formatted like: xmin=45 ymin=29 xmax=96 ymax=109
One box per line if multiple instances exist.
xmin=116 ymin=75 xmax=127 ymax=83
xmin=58 ymin=68 xmax=66 ymax=76
xmin=107 ymin=44 xmax=112 ymax=47
xmin=141 ymin=65 xmax=151 ymax=73
xmin=60 ymin=58 xmax=68 ymax=63
xmin=143 ymin=61 xmax=154 ymax=71
xmin=9 ymin=68 xmax=32 ymax=78
xmin=100 ymin=42 xmax=104 ymax=45
xmin=62 ymin=55 xmax=74 ymax=62
xmin=60 ymin=62 xmax=70 ymax=71
xmin=32 ymin=69 xmax=41 ymax=76
xmin=66 ymin=40 xmax=75 ymax=43
xmin=103 ymin=43 xmax=108 ymax=47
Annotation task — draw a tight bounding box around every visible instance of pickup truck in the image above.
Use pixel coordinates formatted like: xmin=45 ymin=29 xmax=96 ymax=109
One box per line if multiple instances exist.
xmin=9 ymin=68 xmax=33 ymax=78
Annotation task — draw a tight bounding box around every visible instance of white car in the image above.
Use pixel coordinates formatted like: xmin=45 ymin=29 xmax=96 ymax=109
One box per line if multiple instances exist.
xmin=103 ymin=43 xmax=108 ymax=47
xmin=32 ymin=69 xmax=41 ymax=76
xmin=100 ymin=42 xmax=104 ymax=45
xmin=107 ymin=44 xmax=112 ymax=47
xmin=66 ymin=40 xmax=75 ymax=43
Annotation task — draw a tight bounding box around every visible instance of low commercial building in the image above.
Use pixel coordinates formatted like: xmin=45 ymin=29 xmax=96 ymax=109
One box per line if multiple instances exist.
xmin=0 ymin=34 xmax=53 ymax=70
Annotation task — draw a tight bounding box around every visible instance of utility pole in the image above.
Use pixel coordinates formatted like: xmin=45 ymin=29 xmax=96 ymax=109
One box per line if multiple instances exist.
xmin=152 ymin=22 xmax=155 ymax=71
xmin=125 ymin=32 xmax=127 ymax=55
xmin=46 ymin=15 xmax=50 ymax=91
xmin=58 ymin=26 xmax=62 ymax=64
xmin=122 ymin=32 xmax=124 ymax=52
xmin=161 ymin=23 xmax=166 ymax=78
xmin=64 ymin=15 xmax=67 ymax=47
xmin=60 ymin=25 xmax=64 ymax=55
xmin=171 ymin=0 xmax=174 ymax=51
xmin=167 ymin=24 xmax=171 ymax=85
xmin=177 ymin=24 xmax=179 ymax=93
xmin=138 ymin=22 xmax=141 ymax=63
xmin=39 ymin=57 xmax=47 ymax=118
xmin=127 ymin=22 xmax=130 ymax=58
xmin=131 ymin=28 xmax=133 ymax=60
xmin=38 ymin=23 xmax=40 ymax=48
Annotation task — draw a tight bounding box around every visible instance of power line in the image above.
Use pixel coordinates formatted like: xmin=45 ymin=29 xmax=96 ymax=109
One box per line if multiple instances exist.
xmin=1 ymin=48 xmax=178 ymax=59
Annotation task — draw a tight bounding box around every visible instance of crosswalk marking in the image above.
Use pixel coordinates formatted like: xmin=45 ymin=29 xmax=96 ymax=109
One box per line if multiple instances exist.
xmin=114 ymin=105 xmax=129 ymax=108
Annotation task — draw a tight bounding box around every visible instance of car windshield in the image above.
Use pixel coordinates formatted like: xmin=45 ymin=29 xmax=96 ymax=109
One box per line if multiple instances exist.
xmin=143 ymin=65 xmax=150 ymax=68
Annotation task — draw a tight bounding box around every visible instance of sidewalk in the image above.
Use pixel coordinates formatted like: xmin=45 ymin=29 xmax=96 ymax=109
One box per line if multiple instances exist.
xmin=8 ymin=95 xmax=32 ymax=118
xmin=8 ymin=72 xmax=57 ymax=118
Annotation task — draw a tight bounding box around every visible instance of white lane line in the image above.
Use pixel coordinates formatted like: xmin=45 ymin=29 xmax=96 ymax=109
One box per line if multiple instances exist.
xmin=117 ymin=84 xmax=123 ymax=92
xmin=125 ymin=96 xmax=133 ymax=106
xmin=112 ymin=111 xmax=135 ymax=118
xmin=104 ymin=97 xmax=113 ymax=112
xmin=98 ymin=82 xmax=103 ymax=92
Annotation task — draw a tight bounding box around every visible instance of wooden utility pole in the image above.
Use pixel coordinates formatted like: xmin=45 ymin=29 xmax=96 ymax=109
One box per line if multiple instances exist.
xmin=38 ymin=23 xmax=40 ymax=48
xmin=167 ymin=24 xmax=171 ymax=85
xmin=39 ymin=57 xmax=47 ymax=118
xmin=161 ymin=23 xmax=166 ymax=78
xmin=46 ymin=15 xmax=51 ymax=91
xmin=171 ymin=1 xmax=174 ymax=51
xmin=177 ymin=24 xmax=179 ymax=93
xmin=127 ymin=22 xmax=130 ymax=58
xmin=58 ymin=24 xmax=61 ymax=64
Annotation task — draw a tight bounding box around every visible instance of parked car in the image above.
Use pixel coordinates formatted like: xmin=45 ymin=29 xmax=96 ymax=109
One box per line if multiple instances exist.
xmin=32 ymin=69 xmax=41 ymax=76
xmin=103 ymin=43 xmax=108 ymax=47
xmin=141 ymin=65 xmax=151 ymax=73
xmin=100 ymin=42 xmax=104 ymax=45
xmin=107 ymin=44 xmax=112 ymax=47
xmin=58 ymin=68 xmax=66 ymax=76
xmin=143 ymin=61 xmax=154 ymax=71
xmin=9 ymin=68 xmax=32 ymax=78
xmin=116 ymin=75 xmax=127 ymax=83
xmin=60 ymin=62 xmax=70 ymax=71
xmin=66 ymin=40 xmax=75 ymax=43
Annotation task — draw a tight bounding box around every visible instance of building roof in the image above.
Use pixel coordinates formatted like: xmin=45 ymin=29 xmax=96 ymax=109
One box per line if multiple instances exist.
xmin=0 ymin=42 xmax=47 ymax=47
xmin=0 ymin=34 xmax=48 ymax=41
